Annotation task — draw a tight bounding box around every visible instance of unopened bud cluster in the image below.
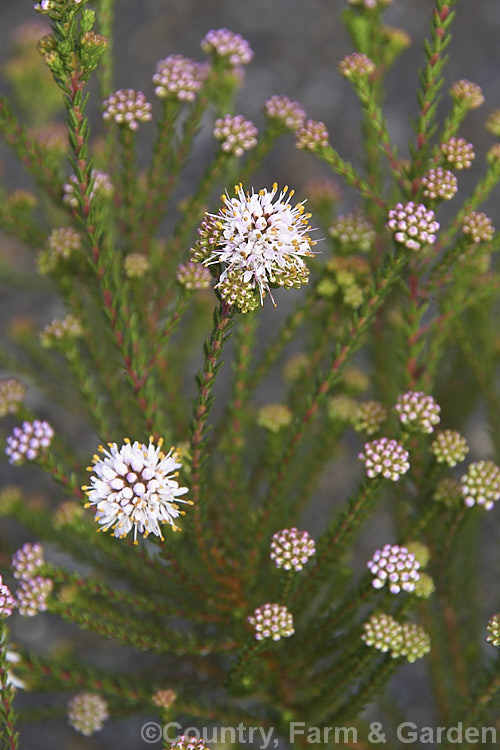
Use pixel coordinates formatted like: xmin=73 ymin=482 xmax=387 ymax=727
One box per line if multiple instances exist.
xmin=296 ymin=120 xmax=329 ymax=151
xmin=153 ymin=55 xmax=208 ymax=101
xmin=38 ymin=227 xmax=82 ymax=275
xmin=339 ymin=52 xmax=375 ymax=79
xmin=67 ymin=692 xmax=109 ymax=736
xmin=152 ymin=689 xmax=177 ymax=709
xmin=367 ymin=544 xmax=420 ymax=594
xmin=362 ymin=614 xmax=430 ymax=662
xmin=103 ymin=89 xmax=152 ymax=130
xmin=449 ymin=79 xmax=484 ymax=110
xmin=329 ymin=212 xmax=375 ymax=253
xmin=421 ymin=167 xmax=458 ymax=201
xmin=394 ymin=391 xmax=440 ymax=433
xmin=430 ymin=430 xmax=468 ymax=467
xmin=124 ymin=253 xmax=150 ymax=279
xmin=462 ymin=211 xmax=495 ymax=243
xmin=386 ymin=202 xmax=439 ymax=250
xmin=177 ymin=261 xmax=212 ymax=290
xmin=486 ymin=614 xmax=500 ymax=647
xmin=460 ymin=460 xmax=500 ymax=511
xmin=213 ymin=114 xmax=258 ymax=157
xmin=440 ymin=137 xmax=475 ymax=170
xmin=201 ymin=28 xmax=253 ymax=66
xmin=40 ymin=314 xmax=83 ymax=347
xmin=16 ymin=575 xmax=53 ymax=616
xmin=12 ymin=542 xmax=44 ymax=580
xmin=247 ymin=603 xmax=294 ymax=641
xmin=353 ymin=401 xmax=387 ymax=435
xmin=270 ymin=528 xmax=316 ymax=571
xmin=257 ymin=403 xmax=293 ymax=433
xmin=264 ymin=95 xmax=306 ymax=131
xmin=358 ymin=437 xmax=410 ymax=481
xmin=5 ymin=420 xmax=54 ymax=464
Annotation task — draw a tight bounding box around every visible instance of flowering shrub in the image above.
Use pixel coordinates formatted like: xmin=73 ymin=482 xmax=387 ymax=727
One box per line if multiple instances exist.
xmin=0 ymin=0 xmax=500 ymax=746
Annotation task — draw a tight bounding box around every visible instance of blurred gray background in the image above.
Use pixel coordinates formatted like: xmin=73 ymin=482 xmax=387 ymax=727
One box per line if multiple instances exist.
xmin=1 ymin=0 xmax=500 ymax=748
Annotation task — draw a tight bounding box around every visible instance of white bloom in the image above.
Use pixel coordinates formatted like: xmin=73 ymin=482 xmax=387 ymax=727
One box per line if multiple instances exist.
xmin=83 ymin=438 xmax=191 ymax=542
xmin=202 ymin=183 xmax=317 ymax=305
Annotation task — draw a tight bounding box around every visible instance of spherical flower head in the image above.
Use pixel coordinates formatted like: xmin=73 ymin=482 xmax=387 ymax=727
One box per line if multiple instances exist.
xmin=213 ymin=114 xmax=258 ymax=157
xmin=257 ymin=404 xmax=293 ymax=433
xmin=53 ymin=500 xmax=84 ymax=529
xmin=394 ymin=391 xmax=441 ymax=433
xmin=296 ymin=119 xmax=329 ymax=152
xmin=0 ymin=576 xmax=15 ymax=617
xmin=486 ymin=614 xmax=500 ymax=647
xmin=124 ymin=252 xmax=150 ymax=279
xmin=37 ymin=227 xmax=82 ymax=275
xmin=358 ymin=437 xmax=410 ymax=481
xmin=40 ymin=314 xmax=83 ymax=348
xmin=327 ymin=394 xmax=357 ymax=423
xmin=353 ymin=401 xmax=387 ymax=436
xmin=16 ymin=576 xmax=53 ymax=616
xmin=84 ymin=438 xmax=191 ymax=542
xmin=431 ymin=429 xmax=468 ymax=467
xmin=346 ymin=0 xmax=392 ymax=7
xmin=103 ymin=89 xmax=152 ymax=130
xmin=12 ymin=542 xmax=44 ymax=581
xmin=339 ymin=52 xmax=375 ymax=80
xmin=460 ymin=460 xmax=500 ymax=511
xmin=449 ymin=79 xmax=484 ymax=110
xmin=67 ymin=692 xmax=109 ymax=736
xmin=153 ymin=55 xmax=208 ymax=101
xmin=264 ymin=95 xmax=306 ymax=132
xmin=391 ymin=622 xmax=431 ymax=663
xmin=177 ymin=261 xmax=212 ymax=291
xmin=5 ymin=420 xmax=54 ymax=465
xmin=329 ymin=212 xmax=375 ymax=253
xmin=367 ymin=544 xmax=421 ymax=594
xmin=440 ymin=137 xmax=475 ymax=170
xmin=486 ymin=109 xmax=500 ymax=137
xmin=200 ymin=183 xmax=317 ymax=306
xmin=413 ymin=573 xmax=435 ymax=599
xmin=170 ymin=736 xmax=207 ymax=750
xmin=63 ymin=169 xmax=113 ymax=209
xmin=361 ymin=613 xmax=403 ymax=653
xmin=270 ymin=528 xmax=316 ymax=571
xmin=433 ymin=477 xmax=461 ymax=508
xmin=201 ymin=28 xmax=253 ymax=67
xmin=422 ymin=167 xmax=458 ymax=201
xmin=248 ymin=602 xmax=294 ymax=641
xmin=0 ymin=378 xmax=26 ymax=418
xmin=386 ymin=202 xmax=439 ymax=251
xmin=152 ymin=688 xmax=177 ymax=709
xmin=462 ymin=211 xmax=495 ymax=243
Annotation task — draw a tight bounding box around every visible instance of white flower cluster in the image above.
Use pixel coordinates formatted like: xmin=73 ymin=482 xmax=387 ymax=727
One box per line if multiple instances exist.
xmin=83 ymin=439 xmax=191 ymax=542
